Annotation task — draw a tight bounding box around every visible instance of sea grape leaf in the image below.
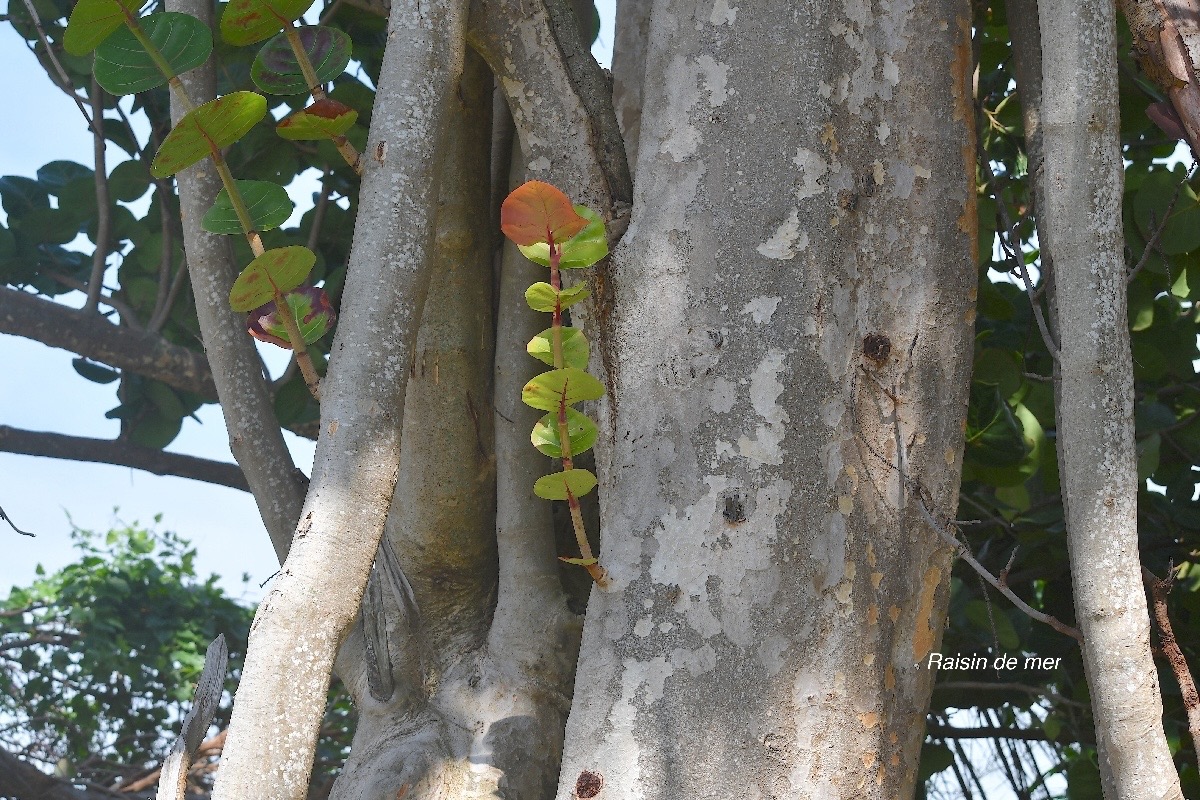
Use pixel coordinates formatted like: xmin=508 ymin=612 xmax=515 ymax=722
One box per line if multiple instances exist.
xmin=221 ymin=0 xmax=315 ymax=45
xmin=246 ymin=286 xmax=335 ymax=348
xmin=524 ymin=281 xmax=590 ymax=312
xmin=501 ymin=180 xmax=588 ymax=247
xmin=251 ymin=26 xmax=351 ymax=95
xmin=531 ymin=407 xmax=598 ymax=459
xmin=558 ymin=556 xmax=598 ymax=566
xmin=1133 ymin=169 xmax=1200 ymax=255
xmin=202 ymin=180 xmax=293 ymax=234
xmin=72 ymin=358 xmax=120 ymax=384
xmin=275 ymin=99 xmax=358 ymax=140
xmin=518 ymin=205 xmax=608 ymax=269
xmin=108 ymin=160 xmax=150 ymax=202
xmin=37 ymin=161 xmax=93 ymax=192
xmin=151 ymin=92 xmax=268 ymax=178
xmin=533 ymin=468 xmax=598 ymax=500
xmin=94 ymin=13 xmax=213 ymax=95
xmin=63 ymin=0 xmax=141 ymax=56
xmin=521 ymin=367 xmax=605 ymax=411
xmin=228 ymin=245 xmax=316 ymax=311
xmin=527 ymin=326 xmax=589 ymax=370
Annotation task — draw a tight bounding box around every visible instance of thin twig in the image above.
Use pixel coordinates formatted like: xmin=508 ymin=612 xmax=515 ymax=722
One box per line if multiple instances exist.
xmin=1143 ymin=565 xmax=1200 ymax=760
xmin=44 ymin=271 xmax=141 ymax=327
xmin=975 ymin=103 xmax=1060 ymax=359
xmin=857 ymin=369 xmax=1083 ymax=641
xmin=1129 ymin=162 xmax=1199 ymax=285
xmin=85 ymin=79 xmax=113 ymax=316
xmin=148 ymin=255 xmax=189 ymax=334
xmin=0 ymin=504 xmax=35 ymax=537
xmin=19 ymin=0 xmax=93 ymax=129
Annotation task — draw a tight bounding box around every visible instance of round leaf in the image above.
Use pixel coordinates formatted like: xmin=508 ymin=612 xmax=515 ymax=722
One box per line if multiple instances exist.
xmin=521 ymin=367 xmax=605 ymax=411
xmin=527 ymin=326 xmax=589 ymax=370
xmin=108 ymin=160 xmax=151 ymax=202
xmin=202 ymin=180 xmax=293 ymax=234
xmin=229 ymin=245 xmax=316 ymax=311
xmin=275 ymin=99 xmax=358 ymax=140
xmin=220 ymin=0 xmax=316 ymax=46
xmin=247 ymin=286 xmax=335 ymax=348
xmin=524 ymin=281 xmax=590 ymax=312
xmin=533 ymin=468 xmax=598 ymax=501
xmin=531 ymin=407 xmax=598 ymax=458
xmin=72 ymin=358 xmax=120 ymax=384
xmin=151 ymin=92 xmax=268 ymax=178
xmin=501 ymin=180 xmax=588 ymax=246
xmin=94 ymin=13 xmax=214 ymax=95
xmin=152 ymin=92 xmax=267 ymax=178
xmin=64 ymin=0 xmax=141 ymax=56
xmin=517 ymin=205 xmax=608 ymax=269
xmin=37 ymin=161 xmax=93 ymax=192
xmin=251 ymin=26 xmax=351 ymax=95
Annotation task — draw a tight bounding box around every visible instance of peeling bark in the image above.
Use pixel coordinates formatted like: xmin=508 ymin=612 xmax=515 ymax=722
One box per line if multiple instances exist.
xmin=556 ymin=2 xmax=976 ymax=797
xmin=209 ymin=2 xmax=469 ymax=797
xmin=1037 ymin=1 xmax=1184 ymax=797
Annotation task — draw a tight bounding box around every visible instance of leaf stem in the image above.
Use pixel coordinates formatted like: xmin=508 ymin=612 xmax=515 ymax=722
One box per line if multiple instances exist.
xmin=272 ymin=290 xmax=322 ymax=400
xmin=283 ymin=20 xmax=363 ymax=175
xmin=566 ymin=486 xmax=607 ymax=587
xmin=550 ymin=242 xmax=565 ymax=368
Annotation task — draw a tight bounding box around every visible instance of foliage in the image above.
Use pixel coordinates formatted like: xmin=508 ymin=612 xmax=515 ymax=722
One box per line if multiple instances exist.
xmin=0 ymin=522 xmax=354 ymax=793
xmin=4 ymin=0 xmax=1200 ymax=794
xmin=917 ymin=1 xmax=1200 ymax=797
xmin=501 ymin=180 xmax=609 ymax=584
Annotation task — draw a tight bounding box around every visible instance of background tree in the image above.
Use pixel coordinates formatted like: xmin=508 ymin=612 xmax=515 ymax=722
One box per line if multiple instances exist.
xmin=0 ymin=0 xmax=1198 ymax=797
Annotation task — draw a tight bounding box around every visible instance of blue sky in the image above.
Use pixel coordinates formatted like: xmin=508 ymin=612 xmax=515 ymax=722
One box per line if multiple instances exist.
xmin=0 ymin=0 xmax=616 ymax=602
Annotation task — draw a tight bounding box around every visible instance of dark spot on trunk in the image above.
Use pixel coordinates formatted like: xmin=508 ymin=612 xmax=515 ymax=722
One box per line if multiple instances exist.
xmin=863 ymin=333 xmax=891 ymax=364
xmin=723 ymin=494 xmax=746 ymax=524
xmin=575 ymin=771 xmax=603 ymax=798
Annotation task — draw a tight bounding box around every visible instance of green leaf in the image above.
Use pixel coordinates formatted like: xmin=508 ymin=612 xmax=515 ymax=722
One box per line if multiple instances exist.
xmin=0 ymin=176 xmax=50 ymax=219
xmin=151 ymin=92 xmax=268 ymax=178
xmin=533 ymin=468 xmax=598 ymax=500
xmin=527 ymin=326 xmax=589 ymax=369
xmin=524 ymin=281 xmax=590 ymax=313
xmin=964 ymin=600 xmax=1019 ymax=649
xmin=251 ymin=26 xmax=351 ymax=95
xmin=72 ymin=358 xmax=120 ymax=384
xmin=128 ymin=411 xmax=183 ymax=449
xmin=1133 ymin=169 xmax=1200 ymax=255
xmin=228 ymin=245 xmax=316 ymax=311
xmin=145 ymin=381 xmax=185 ymax=419
xmin=517 ymin=205 xmax=608 ymax=269
xmin=63 ymin=0 xmax=141 ymax=56
xmin=37 ymin=161 xmax=93 ymax=192
xmin=521 ymin=367 xmax=605 ymax=411
xmin=108 ymin=160 xmax=151 ymax=202
xmin=220 ymin=0 xmax=315 ymax=46
xmin=94 ymin=13 xmax=213 ymax=95
xmin=275 ymin=98 xmax=357 ymax=140
xmin=202 ymin=180 xmax=293 ymax=234
xmin=1042 ymin=714 xmax=1062 ymax=741
xmin=531 ymin=407 xmax=598 ymax=458
xmin=973 ymin=348 xmax=1021 ymax=399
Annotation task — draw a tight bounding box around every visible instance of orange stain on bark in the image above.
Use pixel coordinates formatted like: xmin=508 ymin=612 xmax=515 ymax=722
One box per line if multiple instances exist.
xmin=912 ymin=566 xmax=943 ymax=662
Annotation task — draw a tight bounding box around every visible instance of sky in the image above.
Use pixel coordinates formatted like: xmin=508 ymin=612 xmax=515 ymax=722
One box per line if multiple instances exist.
xmin=0 ymin=0 xmax=617 ymax=603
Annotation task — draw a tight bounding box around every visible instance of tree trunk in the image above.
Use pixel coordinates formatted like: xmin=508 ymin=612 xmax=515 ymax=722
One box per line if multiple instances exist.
xmin=555 ymin=2 xmax=977 ymax=797
xmin=1037 ymin=1 xmax=1184 ymax=798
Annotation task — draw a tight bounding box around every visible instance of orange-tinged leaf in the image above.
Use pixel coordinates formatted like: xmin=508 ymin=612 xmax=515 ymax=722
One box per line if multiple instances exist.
xmin=501 ymin=180 xmax=587 ymax=246
xmin=275 ymin=98 xmax=357 ymax=140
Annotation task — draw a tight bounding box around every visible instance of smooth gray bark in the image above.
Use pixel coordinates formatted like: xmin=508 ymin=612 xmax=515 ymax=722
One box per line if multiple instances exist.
xmin=611 ymin=0 xmax=651 ymax=165
xmin=1037 ymin=1 xmax=1183 ymax=798
xmin=209 ymin=2 xmax=468 ymax=797
xmin=556 ymin=2 xmax=976 ymax=797
xmin=165 ymin=0 xmax=305 ymax=559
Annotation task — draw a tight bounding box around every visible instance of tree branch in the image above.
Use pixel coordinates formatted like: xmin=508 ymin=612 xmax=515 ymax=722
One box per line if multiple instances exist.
xmin=0 ymin=745 xmax=141 ymax=800
xmin=0 ymin=426 xmax=249 ymax=492
xmin=0 ymin=287 xmax=217 ymax=399
xmin=165 ymin=0 xmax=306 ymax=561
xmin=210 ymin=1 xmax=469 ymax=795
xmin=927 ymin=723 xmax=1053 ymax=742
xmin=1143 ymin=565 xmax=1200 ymax=761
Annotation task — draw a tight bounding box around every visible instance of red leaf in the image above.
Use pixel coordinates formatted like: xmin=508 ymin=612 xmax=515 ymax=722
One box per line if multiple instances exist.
xmin=500 ymin=180 xmax=588 ymax=246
